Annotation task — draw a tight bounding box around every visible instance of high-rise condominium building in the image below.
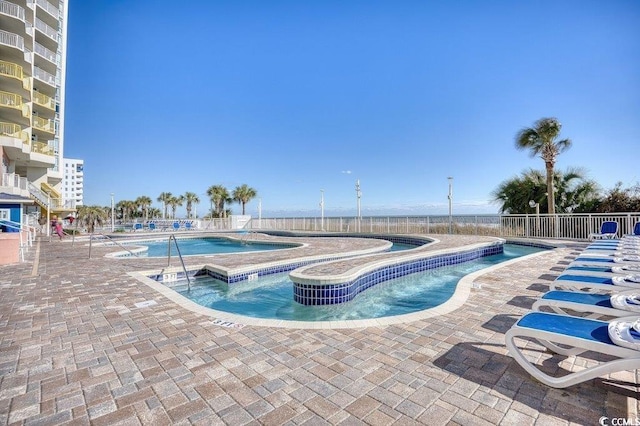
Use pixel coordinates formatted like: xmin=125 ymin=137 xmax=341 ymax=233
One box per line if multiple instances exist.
xmin=63 ymin=157 xmax=82 ymax=206
xmin=0 ymin=0 xmax=71 ymax=220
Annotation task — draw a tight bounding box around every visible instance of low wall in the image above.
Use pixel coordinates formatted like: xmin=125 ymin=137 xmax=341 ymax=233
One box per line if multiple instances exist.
xmin=0 ymin=232 xmax=20 ymax=265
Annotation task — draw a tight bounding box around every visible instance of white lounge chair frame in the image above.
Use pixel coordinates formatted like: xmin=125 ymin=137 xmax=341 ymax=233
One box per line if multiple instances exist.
xmin=505 ymin=312 xmax=640 ymax=388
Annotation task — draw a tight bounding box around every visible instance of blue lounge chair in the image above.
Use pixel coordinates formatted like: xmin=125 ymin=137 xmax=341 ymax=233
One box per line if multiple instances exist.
xmin=184 ymin=221 xmax=192 ymax=231
xmin=133 ymin=223 xmax=143 ymax=232
xmin=551 ymin=273 xmax=640 ymax=292
xmin=588 ymin=221 xmax=619 ymax=240
xmin=148 ymin=222 xmax=157 ymax=231
xmin=626 ymin=222 xmax=640 ymax=237
xmin=172 ymin=221 xmax=180 ymax=231
xmin=533 ymin=290 xmax=640 ymax=318
xmin=505 ymin=311 xmax=640 ymax=388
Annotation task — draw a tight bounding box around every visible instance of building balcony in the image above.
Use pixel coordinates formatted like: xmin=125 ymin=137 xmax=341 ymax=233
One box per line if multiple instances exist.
xmin=0 ymin=1 xmax=26 ymax=23
xmin=34 ymin=17 xmax=58 ymax=43
xmin=0 ymin=60 xmax=31 ymax=90
xmin=34 ymin=42 xmax=57 ymax=66
xmin=32 ymin=116 xmax=54 ymax=134
xmin=31 ymin=140 xmax=54 ymax=156
xmin=33 ymin=66 xmax=55 ymax=91
xmin=0 ymin=122 xmax=28 ymax=143
xmin=33 ymin=91 xmax=55 ymax=110
xmin=0 ymin=29 xmax=24 ymax=52
xmin=34 ymin=0 xmax=59 ymax=23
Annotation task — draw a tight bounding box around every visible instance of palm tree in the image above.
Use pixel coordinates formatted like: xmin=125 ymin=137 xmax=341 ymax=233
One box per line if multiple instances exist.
xmin=207 ymin=185 xmax=231 ymax=218
xmin=115 ymin=200 xmax=136 ymax=222
xmin=232 ymin=184 xmax=258 ymax=215
xmin=493 ymin=169 xmax=545 ymax=214
xmin=515 ymin=117 xmax=572 ymax=214
xmin=135 ymin=195 xmax=153 ymax=222
xmin=493 ymin=168 xmax=598 ymax=214
xmin=147 ymin=207 xmax=161 ymax=219
xmin=157 ymin=192 xmax=172 ymax=219
xmin=76 ymin=205 xmax=107 ymax=233
xmin=183 ymin=192 xmax=200 ymax=219
xmin=167 ymin=195 xmax=184 ymax=219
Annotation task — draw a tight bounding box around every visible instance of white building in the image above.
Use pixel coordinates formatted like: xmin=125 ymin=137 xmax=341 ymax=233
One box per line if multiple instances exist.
xmin=63 ymin=157 xmax=82 ymax=206
xmin=0 ymin=0 xmax=71 ymax=219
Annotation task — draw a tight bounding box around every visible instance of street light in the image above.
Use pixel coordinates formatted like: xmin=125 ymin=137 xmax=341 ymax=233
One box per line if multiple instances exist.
xmin=529 ymin=200 xmax=540 ymax=235
xmin=320 ymin=189 xmax=325 ymax=231
xmin=110 ymin=193 xmax=115 ymax=232
xmin=355 ymin=179 xmax=361 ymax=232
xmin=447 ymin=177 xmax=453 ymax=234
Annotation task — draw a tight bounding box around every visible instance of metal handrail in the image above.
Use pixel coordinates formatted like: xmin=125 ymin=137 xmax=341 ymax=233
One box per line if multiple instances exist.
xmin=88 ymin=233 xmax=140 ymax=259
xmin=168 ymin=234 xmax=191 ymax=290
xmin=0 ymin=219 xmax=36 ymax=262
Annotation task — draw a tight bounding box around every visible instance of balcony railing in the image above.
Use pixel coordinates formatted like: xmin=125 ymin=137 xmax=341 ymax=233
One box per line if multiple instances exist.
xmin=35 ymin=0 xmax=59 ymax=19
xmin=33 ymin=66 xmax=56 ymax=86
xmin=0 ymin=1 xmax=25 ymax=21
xmin=32 ymin=116 xmax=54 ymax=133
xmin=0 ymin=29 xmax=24 ymax=51
xmin=0 ymin=121 xmax=28 ymax=142
xmin=0 ymin=90 xmax=23 ymax=110
xmin=33 ymin=91 xmax=55 ymax=110
xmin=0 ymin=60 xmax=23 ymax=80
xmin=34 ymin=42 xmax=57 ymax=64
xmin=247 ymin=213 xmax=640 ymax=241
xmin=31 ymin=140 xmax=54 ymax=155
xmin=1 ymin=172 xmax=29 ymax=191
xmin=34 ymin=17 xmax=58 ymax=42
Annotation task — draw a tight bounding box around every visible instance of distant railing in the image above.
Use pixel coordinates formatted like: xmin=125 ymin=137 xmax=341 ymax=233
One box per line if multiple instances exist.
xmin=0 ymin=29 xmax=24 ymax=51
xmin=34 ymin=17 xmax=58 ymax=41
xmin=0 ymin=0 xmax=25 ymax=21
xmin=247 ymin=213 xmax=640 ymax=241
xmin=34 ymin=0 xmax=59 ymax=19
xmin=1 ymin=172 xmax=29 ymax=191
xmin=34 ymin=42 xmax=57 ymax=64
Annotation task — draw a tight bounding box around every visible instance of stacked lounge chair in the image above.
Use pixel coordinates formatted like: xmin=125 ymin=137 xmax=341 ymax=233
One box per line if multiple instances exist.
xmin=505 ymin=224 xmax=640 ymax=388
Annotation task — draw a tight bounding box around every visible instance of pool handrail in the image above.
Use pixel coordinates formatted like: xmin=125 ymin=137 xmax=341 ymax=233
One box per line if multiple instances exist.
xmin=88 ymin=233 xmax=141 ymax=259
xmin=168 ymin=234 xmax=191 ymax=290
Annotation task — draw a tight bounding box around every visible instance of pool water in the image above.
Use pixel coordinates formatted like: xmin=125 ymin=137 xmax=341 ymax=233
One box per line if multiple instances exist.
xmin=129 ymin=237 xmax=298 ymax=257
xmin=168 ymin=244 xmax=543 ymax=321
xmin=129 ymin=237 xmax=416 ymax=257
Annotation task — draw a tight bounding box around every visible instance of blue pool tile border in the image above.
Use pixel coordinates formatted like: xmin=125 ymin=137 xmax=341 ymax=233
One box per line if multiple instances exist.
xmin=292 ymin=242 xmax=504 ymax=306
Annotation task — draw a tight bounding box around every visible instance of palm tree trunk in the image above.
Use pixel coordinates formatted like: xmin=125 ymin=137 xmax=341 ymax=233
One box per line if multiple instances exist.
xmin=546 ymin=162 xmax=555 ymax=214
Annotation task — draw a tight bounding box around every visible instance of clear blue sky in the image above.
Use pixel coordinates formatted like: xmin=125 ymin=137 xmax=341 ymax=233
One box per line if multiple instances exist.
xmin=64 ymin=0 xmax=640 ymax=217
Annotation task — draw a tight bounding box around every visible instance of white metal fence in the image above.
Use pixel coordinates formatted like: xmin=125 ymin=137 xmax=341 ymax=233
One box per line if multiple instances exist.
xmin=246 ymin=213 xmax=640 ymax=241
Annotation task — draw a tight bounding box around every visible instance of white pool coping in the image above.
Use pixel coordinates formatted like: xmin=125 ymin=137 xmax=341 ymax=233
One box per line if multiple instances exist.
xmin=128 ymin=249 xmax=552 ymax=329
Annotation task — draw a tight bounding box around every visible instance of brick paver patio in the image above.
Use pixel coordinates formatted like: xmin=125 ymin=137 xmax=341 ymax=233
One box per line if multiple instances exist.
xmin=0 ymin=233 xmax=638 ymax=425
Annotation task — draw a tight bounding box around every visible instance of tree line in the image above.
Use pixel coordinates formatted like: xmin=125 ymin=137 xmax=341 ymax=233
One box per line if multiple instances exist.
xmin=76 ymin=184 xmax=257 ymax=232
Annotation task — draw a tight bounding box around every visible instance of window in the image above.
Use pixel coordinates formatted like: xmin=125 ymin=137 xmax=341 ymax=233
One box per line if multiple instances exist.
xmin=0 ymin=209 xmax=9 ymax=220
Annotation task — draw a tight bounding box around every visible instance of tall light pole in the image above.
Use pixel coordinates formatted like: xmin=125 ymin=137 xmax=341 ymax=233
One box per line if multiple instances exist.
xmin=320 ymin=189 xmax=325 ymax=231
xmin=355 ymin=179 xmax=361 ymax=232
xmin=447 ymin=177 xmax=453 ymax=234
xmin=110 ymin=193 xmax=115 ymax=232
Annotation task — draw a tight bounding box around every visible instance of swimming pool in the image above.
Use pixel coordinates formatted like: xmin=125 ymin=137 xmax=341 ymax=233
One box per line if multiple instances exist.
xmin=120 ymin=236 xmax=416 ymax=257
xmin=163 ymin=244 xmax=544 ymax=321
xmin=121 ymin=237 xmax=300 ymax=257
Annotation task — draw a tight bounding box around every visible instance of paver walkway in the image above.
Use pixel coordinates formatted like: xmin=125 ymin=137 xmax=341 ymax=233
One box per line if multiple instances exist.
xmin=0 ymin=233 xmax=638 ymax=425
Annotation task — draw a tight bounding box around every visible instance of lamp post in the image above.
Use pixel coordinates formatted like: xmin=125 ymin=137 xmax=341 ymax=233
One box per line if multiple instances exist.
xmin=447 ymin=177 xmax=453 ymax=234
xmin=320 ymin=189 xmax=325 ymax=231
xmin=46 ymin=192 xmax=51 ymax=237
xmin=529 ymin=200 xmax=540 ymax=235
xmin=110 ymin=193 xmax=115 ymax=232
xmin=355 ymin=179 xmax=361 ymax=232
